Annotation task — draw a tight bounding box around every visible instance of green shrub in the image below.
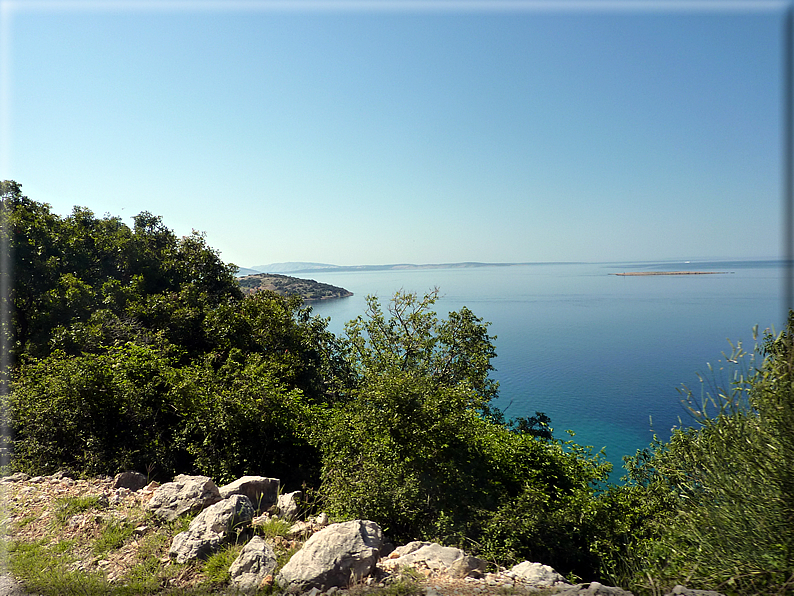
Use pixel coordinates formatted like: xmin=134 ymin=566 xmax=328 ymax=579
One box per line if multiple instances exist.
xmin=317 ymin=291 xmax=611 ymax=581
xmin=8 ymin=341 xmax=322 ymax=485
xmin=611 ymin=322 xmax=794 ymax=595
xmin=9 ymin=344 xmax=189 ymax=478
xmin=172 ymin=353 xmax=321 ymax=487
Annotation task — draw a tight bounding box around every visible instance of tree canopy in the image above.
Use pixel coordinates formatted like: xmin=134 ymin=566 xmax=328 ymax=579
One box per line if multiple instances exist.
xmin=1 ymin=181 xmax=348 ymax=486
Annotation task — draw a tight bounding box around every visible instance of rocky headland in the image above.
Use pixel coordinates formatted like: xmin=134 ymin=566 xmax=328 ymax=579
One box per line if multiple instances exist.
xmin=237 ymin=274 xmax=353 ymax=302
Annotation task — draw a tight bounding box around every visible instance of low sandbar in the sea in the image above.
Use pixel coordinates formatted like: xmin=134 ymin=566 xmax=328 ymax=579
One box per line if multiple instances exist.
xmin=613 ymin=271 xmax=731 ymax=276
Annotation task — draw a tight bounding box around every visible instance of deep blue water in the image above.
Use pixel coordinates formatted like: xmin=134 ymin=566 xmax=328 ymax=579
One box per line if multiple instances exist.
xmin=306 ymin=260 xmax=786 ymax=480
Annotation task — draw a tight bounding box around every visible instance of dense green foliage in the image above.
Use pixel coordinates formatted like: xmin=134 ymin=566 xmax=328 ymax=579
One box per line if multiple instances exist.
xmin=3 ymin=181 xmax=242 ymax=361
xmin=316 ymin=291 xmax=613 ymax=579
xmin=4 ymin=179 xmax=793 ymax=592
xmin=1 ymin=181 xmax=345 ymax=486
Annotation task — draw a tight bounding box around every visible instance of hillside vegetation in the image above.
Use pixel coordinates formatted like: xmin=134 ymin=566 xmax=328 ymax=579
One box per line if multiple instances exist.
xmin=1 ymin=180 xmax=792 ymax=595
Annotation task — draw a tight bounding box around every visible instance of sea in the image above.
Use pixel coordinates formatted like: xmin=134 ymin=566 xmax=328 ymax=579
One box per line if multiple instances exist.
xmin=303 ymin=259 xmax=787 ymax=481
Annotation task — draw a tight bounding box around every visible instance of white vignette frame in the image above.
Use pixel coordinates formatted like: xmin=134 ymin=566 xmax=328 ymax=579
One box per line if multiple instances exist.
xmin=0 ymin=0 xmax=791 ymax=581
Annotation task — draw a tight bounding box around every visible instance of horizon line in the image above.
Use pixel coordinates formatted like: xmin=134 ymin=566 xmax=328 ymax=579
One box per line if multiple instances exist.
xmin=237 ymin=256 xmax=785 ymax=274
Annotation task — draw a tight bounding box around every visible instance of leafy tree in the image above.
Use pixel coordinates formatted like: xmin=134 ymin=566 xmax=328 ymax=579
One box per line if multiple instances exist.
xmin=318 ymin=290 xmax=501 ymax=535
xmin=317 ymin=289 xmax=611 ymax=581
xmin=1 ymin=181 xmax=242 ymax=360
xmin=319 ymin=368 xmax=496 ymax=539
xmin=1 ymin=181 xmax=67 ymax=357
xmin=3 ymin=181 xmax=348 ymax=488
xmin=509 ymin=411 xmax=554 ymax=440
xmin=203 ymin=291 xmax=353 ymax=404
xmin=343 ymin=289 xmax=498 ymax=409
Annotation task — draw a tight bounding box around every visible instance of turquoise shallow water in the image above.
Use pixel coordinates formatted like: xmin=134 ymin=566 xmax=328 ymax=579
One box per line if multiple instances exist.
xmin=306 ymin=260 xmax=786 ymax=480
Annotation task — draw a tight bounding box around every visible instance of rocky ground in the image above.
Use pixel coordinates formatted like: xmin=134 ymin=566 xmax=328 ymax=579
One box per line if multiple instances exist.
xmin=0 ymin=473 xmax=558 ymax=595
xmin=0 ymin=473 xmax=719 ymax=596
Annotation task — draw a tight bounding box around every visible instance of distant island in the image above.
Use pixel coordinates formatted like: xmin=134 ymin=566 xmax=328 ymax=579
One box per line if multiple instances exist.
xmin=238 ymin=261 xmax=584 ymax=276
xmin=237 ymin=262 xmax=740 ymax=280
xmin=613 ymin=271 xmax=732 ymax=276
xmin=237 ymin=273 xmax=353 ymax=302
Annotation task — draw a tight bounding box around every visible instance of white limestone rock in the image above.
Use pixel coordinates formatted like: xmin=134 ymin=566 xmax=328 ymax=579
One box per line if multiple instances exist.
xmin=276 ymin=519 xmax=383 ymax=592
xmin=145 ymin=475 xmax=222 ymax=522
xmin=381 ymin=542 xmax=485 ymax=578
xmin=229 ymin=536 xmax=277 ymax=593
xmin=276 ymin=490 xmax=302 ymax=520
xmin=218 ymin=476 xmax=279 ymax=513
xmin=169 ymin=494 xmax=254 ymax=563
xmin=510 ymin=560 xmax=569 ymax=588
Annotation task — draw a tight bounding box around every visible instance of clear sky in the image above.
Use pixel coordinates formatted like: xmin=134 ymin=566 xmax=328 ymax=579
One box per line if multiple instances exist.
xmin=0 ymin=0 xmax=786 ymax=268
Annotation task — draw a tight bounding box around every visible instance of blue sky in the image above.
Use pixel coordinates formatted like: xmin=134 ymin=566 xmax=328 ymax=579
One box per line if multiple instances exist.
xmin=0 ymin=1 xmax=786 ymax=268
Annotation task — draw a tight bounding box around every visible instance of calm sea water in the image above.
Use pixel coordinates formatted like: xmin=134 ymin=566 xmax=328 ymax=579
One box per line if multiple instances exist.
xmin=306 ymin=260 xmax=786 ymax=480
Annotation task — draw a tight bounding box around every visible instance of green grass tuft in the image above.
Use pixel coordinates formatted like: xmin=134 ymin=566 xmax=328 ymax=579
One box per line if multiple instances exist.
xmin=255 ymin=518 xmax=292 ymax=540
xmin=8 ymin=539 xmax=108 ymax=596
xmin=52 ymin=495 xmax=105 ymax=524
xmin=201 ymin=543 xmax=244 ymax=587
xmin=93 ymin=519 xmax=135 ymax=557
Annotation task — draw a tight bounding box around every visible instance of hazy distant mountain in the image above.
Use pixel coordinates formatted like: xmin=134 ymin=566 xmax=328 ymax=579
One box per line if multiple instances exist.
xmin=250 ymin=262 xmax=340 ymax=274
xmin=239 ymin=261 xmax=573 ymax=277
